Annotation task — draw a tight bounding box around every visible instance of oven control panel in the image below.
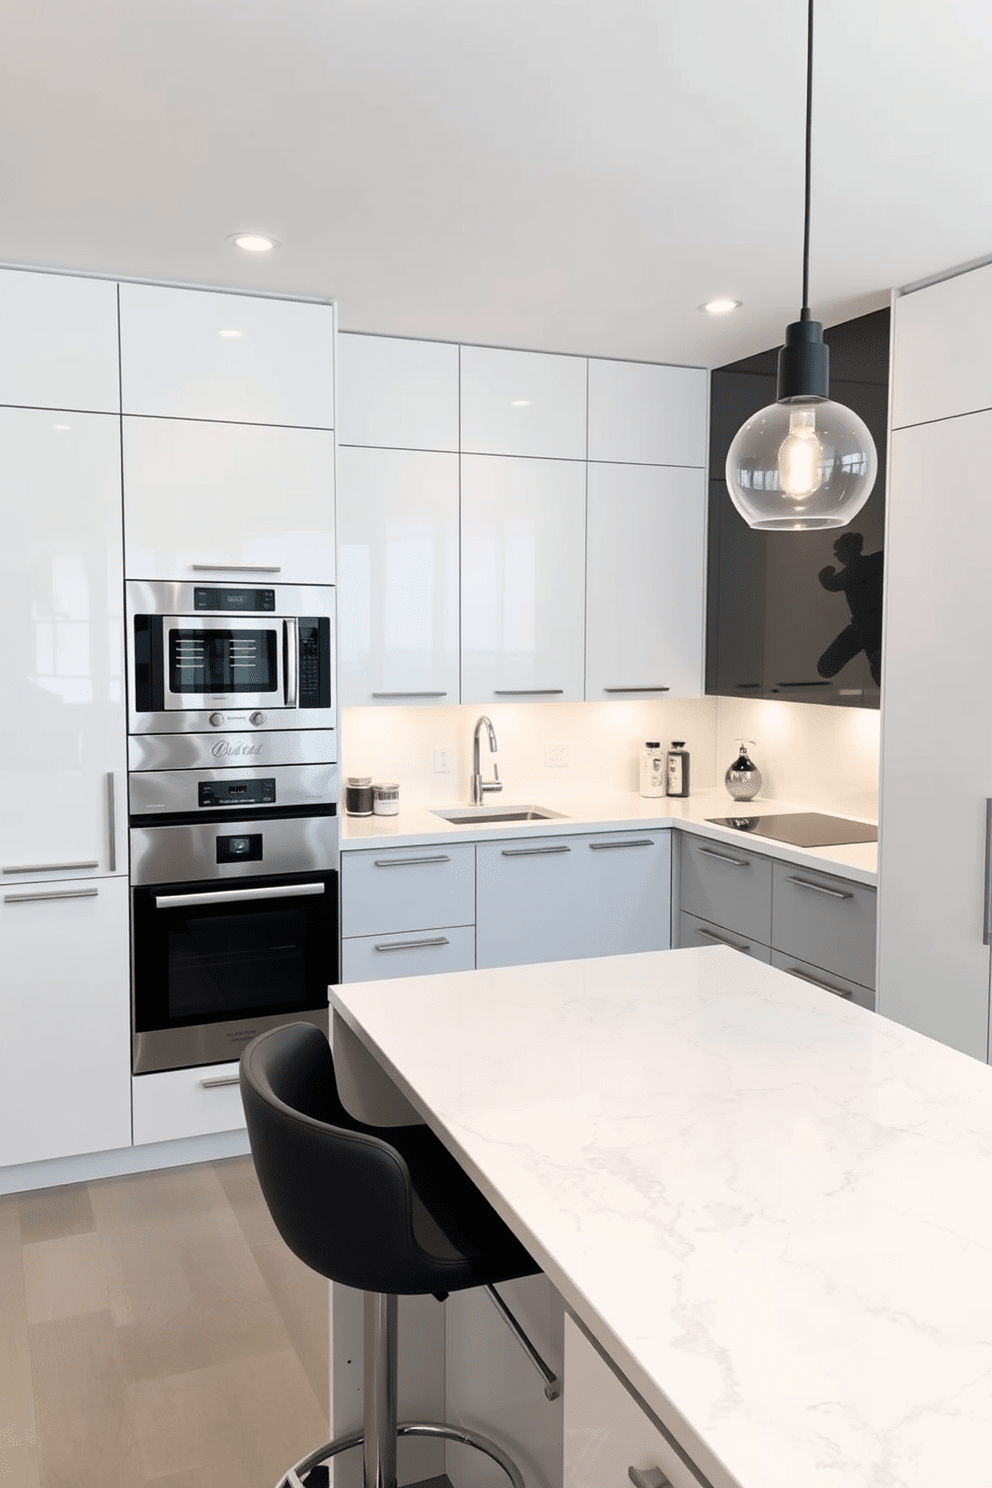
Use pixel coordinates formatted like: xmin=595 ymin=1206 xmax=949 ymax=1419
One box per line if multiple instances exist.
xmin=198 ymin=777 xmax=276 ymax=808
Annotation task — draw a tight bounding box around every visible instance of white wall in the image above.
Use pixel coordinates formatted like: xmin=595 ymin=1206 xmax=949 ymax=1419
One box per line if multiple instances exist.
xmin=340 ymin=695 xmax=881 ymax=819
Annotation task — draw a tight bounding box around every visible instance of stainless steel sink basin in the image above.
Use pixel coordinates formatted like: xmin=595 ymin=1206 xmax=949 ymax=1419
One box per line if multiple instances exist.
xmin=431 ymin=804 xmax=567 ymax=826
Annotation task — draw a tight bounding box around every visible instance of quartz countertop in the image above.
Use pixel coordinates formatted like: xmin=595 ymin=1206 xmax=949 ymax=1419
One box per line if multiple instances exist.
xmin=330 ymin=948 xmax=992 ymax=1488
xmin=340 ymin=788 xmax=878 ymax=885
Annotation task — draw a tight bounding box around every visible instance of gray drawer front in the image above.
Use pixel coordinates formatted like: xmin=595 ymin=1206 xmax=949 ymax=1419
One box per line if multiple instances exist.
xmin=341 ymin=843 xmax=475 ymax=937
xmin=772 ymin=862 xmax=876 ymax=989
xmin=679 ymin=910 xmax=772 ymax=963
xmin=771 ymin=949 xmax=874 ymax=1011
xmin=342 ymin=925 xmax=476 ymax=983
xmin=680 ymin=836 xmax=772 ymax=944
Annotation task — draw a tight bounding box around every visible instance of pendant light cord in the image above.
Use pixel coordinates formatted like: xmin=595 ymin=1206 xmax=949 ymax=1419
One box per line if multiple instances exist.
xmin=801 ymin=0 xmax=814 ymax=320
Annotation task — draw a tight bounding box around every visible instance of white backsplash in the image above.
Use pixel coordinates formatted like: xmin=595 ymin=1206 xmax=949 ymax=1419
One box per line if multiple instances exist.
xmin=341 ymin=695 xmax=880 ymax=818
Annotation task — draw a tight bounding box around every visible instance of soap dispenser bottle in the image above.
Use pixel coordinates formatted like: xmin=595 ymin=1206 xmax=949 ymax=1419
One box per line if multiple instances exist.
xmin=639 ymin=742 xmax=666 ymax=798
xmin=725 ymin=740 xmax=762 ymax=801
xmin=666 ymin=741 xmax=690 ymax=798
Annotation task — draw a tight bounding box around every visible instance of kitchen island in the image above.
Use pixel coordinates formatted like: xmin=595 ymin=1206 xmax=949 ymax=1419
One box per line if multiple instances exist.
xmin=330 ymin=947 xmax=992 ymax=1488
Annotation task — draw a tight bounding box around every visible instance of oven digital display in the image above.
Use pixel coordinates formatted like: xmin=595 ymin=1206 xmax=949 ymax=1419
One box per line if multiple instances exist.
xmin=193 ymin=587 xmax=276 ymax=611
xmin=198 ymin=779 xmax=276 ymax=808
xmin=216 ymin=833 xmax=263 ymax=864
xmin=169 ymin=628 xmax=278 ymax=695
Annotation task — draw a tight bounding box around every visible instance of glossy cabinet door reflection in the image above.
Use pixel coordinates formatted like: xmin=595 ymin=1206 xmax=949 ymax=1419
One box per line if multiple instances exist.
xmin=337 ymin=447 xmax=460 ymax=705
xmin=460 ymin=346 xmax=587 ymax=459
xmin=336 ymin=334 xmax=459 ymax=451
xmin=461 ymin=454 xmax=586 ymax=703
xmin=0 ymin=409 xmax=126 ymax=882
xmin=0 ymin=267 xmax=120 ymax=414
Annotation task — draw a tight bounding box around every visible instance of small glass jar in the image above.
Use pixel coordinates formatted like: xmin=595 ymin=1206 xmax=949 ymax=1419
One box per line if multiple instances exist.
xmin=373 ymin=782 xmax=400 ymax=816
xmin=345 ymin=776 xmax=373 ymax=816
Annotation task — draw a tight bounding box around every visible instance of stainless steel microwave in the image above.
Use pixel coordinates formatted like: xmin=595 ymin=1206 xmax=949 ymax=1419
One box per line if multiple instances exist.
xmin=126 ymin=579 xmax=334 ymax=734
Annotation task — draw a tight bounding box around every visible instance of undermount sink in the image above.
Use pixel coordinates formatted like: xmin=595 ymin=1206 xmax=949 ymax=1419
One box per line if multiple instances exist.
xmin=431 ymin=804 xmax=568 ymax=826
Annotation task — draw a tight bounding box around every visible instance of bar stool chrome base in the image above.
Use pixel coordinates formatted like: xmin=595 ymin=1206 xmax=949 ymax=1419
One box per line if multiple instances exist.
xmin=278 ymin=1421 xmax=525 ymax=1488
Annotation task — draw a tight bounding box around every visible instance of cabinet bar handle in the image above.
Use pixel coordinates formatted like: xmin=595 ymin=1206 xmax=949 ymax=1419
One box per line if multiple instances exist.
xmin=372 ymin=691 xmax=448 ymax=698
xmin=501 ymin=845 xmax=570 ymax=857
xmin=985 ymin=801 xmax=992 ymax=946
xmin=5 ymin=887 xmax=100 ymax=904
xmin=3 ymin=861 xmax=99 ymax=875
xmin=374 ymin=936 xmax=450 ymax=952
xmin=155 ymin=883 xmax=324 ymax=908
xmin=696 ymin=925 xmax=751 ymax=953
xmin=200 ymin=1075 xmax=241 ymax=1088
xmin=603 ymin=686 xmax=670 ymax=693
xmin=107 ymin=772 xmax=117 ymax=873
xmin=190 ymin=564 xmax=282 ymax=573
xmin=493 ymin=689 xmax=563 ymax=696
xmin=783 ymin=966 xmax=854 ymax=999
xmin=589 ymin=839 xmax=653 ymax=850
xmin=373 ymin=855 xmax=451 ymax=867
xmin=785 ymin=876 xmax=853 ymax=900
xmin=628 ymin=1469 xmax=672 ymax=1488
xmin=697 ymin=846 xmax=749 ymax=867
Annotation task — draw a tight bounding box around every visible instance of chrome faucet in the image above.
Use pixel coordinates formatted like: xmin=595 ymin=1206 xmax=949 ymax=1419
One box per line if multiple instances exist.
xmin=471 ymin=716 xmax=502 ymax=805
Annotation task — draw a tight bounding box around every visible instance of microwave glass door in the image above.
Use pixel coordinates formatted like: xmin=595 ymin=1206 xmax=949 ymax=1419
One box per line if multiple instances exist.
xmin=163 ymin=616 xmax=284 ymax=709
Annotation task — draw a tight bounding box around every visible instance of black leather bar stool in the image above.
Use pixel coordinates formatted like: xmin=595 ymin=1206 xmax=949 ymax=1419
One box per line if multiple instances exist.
xmin=240 ymin=1022 xmax=545 ymax=1488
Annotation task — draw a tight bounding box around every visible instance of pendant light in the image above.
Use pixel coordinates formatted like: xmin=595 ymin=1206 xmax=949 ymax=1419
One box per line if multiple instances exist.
xmin=725 ymin=0 xmax=877 ymax=531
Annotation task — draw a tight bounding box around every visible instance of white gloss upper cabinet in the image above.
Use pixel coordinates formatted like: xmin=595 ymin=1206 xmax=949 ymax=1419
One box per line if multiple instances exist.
xmin=461 ymin=455 xmax=586 ymax=703
xmin=337 ymin=334 xmax=459 ymax=451
xmin=585 ymin=463 xmax=705 ymax=700
xmin=587 ymin=358 xmax=708 ymax=467
xmin=337 ymin=447 xmax=459 ymax=705
xmin=119 ymin=283 xmax=334 ymax=427
xmin=122 ymin=418 xmax=335 ymax=584
xmin=891 ymin=268 xmax=992 ymax=428
xmin=0 ymin=268 xmax=120 ymax=413
xmin=0 ymin=876 xmax=131 ymax=1166
xmin=460 ymin=346 xmax=587 ymax=459
xmin=0 ymin=409 xmax=126 ymax=883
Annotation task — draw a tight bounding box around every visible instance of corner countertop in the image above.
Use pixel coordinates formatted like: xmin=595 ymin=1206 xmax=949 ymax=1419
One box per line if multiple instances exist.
xmin=331 ymin=947 xmax=992 ymax=1488
xmin=340 ymin=788 xmax=878 ymax=886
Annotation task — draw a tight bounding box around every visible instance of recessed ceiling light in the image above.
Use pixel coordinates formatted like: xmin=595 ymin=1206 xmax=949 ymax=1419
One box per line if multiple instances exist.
xmin=228 ymin=233 xmax=278 ymax=253
xmin=219 ymin=329 xmax=243 ymax=338
xmin=510 ymin=399 xmax=532 ymax=407
xmin=701 ymin=297 xmax=742 ymax=316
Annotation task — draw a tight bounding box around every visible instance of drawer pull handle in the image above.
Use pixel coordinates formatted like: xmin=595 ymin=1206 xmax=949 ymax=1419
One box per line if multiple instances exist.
xmin=4 ymin=887 xmax=100 ymax=905
xmin=3 ymin=860 xmax=99 ymax=875
xmin=200 ymin=1075 xmax=241 ymax=1088
xmin=493 ymin=689 xmax=564 ymax=696
xmin=603 ymin=686 xmax=670 ymax=693
xmin=785 ymin=876 xmax=853 ymax=900
xmin=501 ymin=845 xmax=570 ymax=857
xmin=372 ymin=691 xmax=448 ymax=698
xmin=628 ymin=1469 xmax=672 ymax=1488
xmin=373 ymin=855 xmax=451 ymax=867
xmin=783 ymin=965 xmax=854 ymax=999
xmin=697 ymin=846 xmax=749 ymax=867
xmin=696 ymin=925 xmax=750 ymax=953
xmin=191 ymin=563 xmax=282 ymax=574
xmin=375 ymin=936 xmax=450 ymax=952
xmin=589 ymin=839 xmax=654 ymax=850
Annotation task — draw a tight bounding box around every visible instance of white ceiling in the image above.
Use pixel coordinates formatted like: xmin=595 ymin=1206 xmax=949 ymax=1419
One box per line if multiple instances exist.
xmin=2 ymin=0 xmax=990 ymax=367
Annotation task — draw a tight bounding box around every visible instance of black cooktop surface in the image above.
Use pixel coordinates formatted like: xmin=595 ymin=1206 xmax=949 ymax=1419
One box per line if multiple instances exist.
xmin=704 ymin=812 xmax=878 ymax=848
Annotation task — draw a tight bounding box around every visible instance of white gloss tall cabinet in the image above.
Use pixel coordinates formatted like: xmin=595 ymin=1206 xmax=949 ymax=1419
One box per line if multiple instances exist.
xmin=0 ymin=269 xmax=131 ymax=1167
xmin=878 ymin=259 xmax=992 ymax=1059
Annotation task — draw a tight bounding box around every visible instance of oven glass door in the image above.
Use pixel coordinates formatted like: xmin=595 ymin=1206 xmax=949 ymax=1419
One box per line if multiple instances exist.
xmin=133 ymin=869 xmax=336 ymax=1035
xmin=162 ymin=615 xmax=288 ymax=711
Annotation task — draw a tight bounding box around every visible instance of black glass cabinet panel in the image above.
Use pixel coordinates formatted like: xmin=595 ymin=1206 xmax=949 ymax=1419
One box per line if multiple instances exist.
xmin=706 ymin=308 xmax=889 ymax=709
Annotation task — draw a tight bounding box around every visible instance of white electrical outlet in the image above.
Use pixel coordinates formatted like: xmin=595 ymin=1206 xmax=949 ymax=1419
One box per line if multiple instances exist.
xmin=546 ymin=744 xmax=569 ymax=768
xmin=434 ymin=747 xmax=454 ymax=773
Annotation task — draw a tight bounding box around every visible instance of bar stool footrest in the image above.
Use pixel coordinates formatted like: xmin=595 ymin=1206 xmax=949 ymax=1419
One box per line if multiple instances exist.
xmin=277 ymin=1420 xmax=525 ymax=1488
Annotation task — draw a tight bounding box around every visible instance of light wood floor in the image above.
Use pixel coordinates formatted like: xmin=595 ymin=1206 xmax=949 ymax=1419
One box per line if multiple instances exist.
xmin=0 ymin=1155 xmax=329 ymax=1488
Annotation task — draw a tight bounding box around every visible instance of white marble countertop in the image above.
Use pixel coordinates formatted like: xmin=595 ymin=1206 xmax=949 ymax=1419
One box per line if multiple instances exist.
xmin=340 ymin=788 xmax=878 ymax=886
xmin=331 ymin=948 xmax=992 ymax=1488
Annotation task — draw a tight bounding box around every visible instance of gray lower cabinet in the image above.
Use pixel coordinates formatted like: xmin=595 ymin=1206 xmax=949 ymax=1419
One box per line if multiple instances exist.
xmin=679 ymin=909 xmax=771 ymax=963
xmin=340 ymin=843 xmax=476 ymax=983
xmin=678 ymin=832 xmax=876 ymax=1007
xmin=477 ymin=830 xmax=671 ymax=970
xmin=341 ymin=925 xmax=476 ymax=983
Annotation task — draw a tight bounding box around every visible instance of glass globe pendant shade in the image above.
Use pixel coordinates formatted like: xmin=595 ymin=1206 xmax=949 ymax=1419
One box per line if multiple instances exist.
xmin=725 ymin=395 xmax=878 ymax=531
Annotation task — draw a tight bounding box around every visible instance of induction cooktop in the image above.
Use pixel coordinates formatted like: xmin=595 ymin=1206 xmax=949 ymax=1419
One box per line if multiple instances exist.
xmin=704 ymin=812 xmax=878 ymax=848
